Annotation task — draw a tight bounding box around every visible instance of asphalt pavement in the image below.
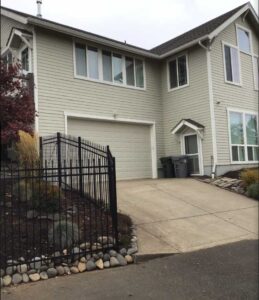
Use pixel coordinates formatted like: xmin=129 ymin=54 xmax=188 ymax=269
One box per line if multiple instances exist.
xmin=1 ymin=239 xmax=258 ymax=300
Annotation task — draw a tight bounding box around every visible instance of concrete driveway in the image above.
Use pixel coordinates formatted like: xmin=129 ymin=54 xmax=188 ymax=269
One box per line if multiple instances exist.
xmin=117 ymin=179 xmax=258 ymax=255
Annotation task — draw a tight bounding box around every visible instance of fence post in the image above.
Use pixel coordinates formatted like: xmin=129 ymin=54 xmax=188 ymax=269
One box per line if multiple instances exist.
xmin=78 ymin=136 xmax=83 ymax=196
xmin=107 ymin=146 xmax=119 ymax=250
xmin=57 ymin=132 xmax=62 ymax=188
xmin=39 ymin=137 xmax=43 ymax=164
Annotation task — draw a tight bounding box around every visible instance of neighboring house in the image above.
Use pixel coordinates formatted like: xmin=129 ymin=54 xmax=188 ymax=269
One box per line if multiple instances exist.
xmin=1 ymin=2 xmax=258 ymax=180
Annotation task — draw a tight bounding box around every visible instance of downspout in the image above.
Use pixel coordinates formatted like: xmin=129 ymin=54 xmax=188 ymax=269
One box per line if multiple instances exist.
xmin=32 ymin=27 xmax=39 ymax=134
xmin=198 ymin=39 xmax=217 ymax=178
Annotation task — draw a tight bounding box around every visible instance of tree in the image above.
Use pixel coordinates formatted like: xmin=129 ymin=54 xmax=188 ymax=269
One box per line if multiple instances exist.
xmin=0 ymin=60 xmax=35 ymax=146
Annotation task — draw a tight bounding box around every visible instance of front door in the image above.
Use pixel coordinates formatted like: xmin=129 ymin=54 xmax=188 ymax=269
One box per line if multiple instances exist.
xmin=183 ymin=134 xmax=201 ymax=175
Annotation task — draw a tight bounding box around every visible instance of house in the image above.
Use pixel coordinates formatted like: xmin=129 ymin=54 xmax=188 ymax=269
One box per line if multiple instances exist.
xmin=1 ymin=2 xmax=258 ymax=180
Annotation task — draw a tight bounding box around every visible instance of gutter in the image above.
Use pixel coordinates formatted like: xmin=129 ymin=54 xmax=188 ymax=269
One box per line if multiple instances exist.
xmin=198 ymin=39 xmax=217 ymax=179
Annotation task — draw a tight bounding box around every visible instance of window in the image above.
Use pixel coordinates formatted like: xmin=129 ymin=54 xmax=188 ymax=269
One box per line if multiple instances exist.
xmin=253 ymin=56 xmax=258 ymax=90
xmin=224 ymin=44 xmax=240 ymax=84
xmin=229 ymin=110 xmax=258 ymax=162
xmin=112 ymin=53 xmax=123 ymax=84
xmin=88 ymin=46 xmax=99 ymax=79
xmin=75 ymin=43 xmax=87 ymax=76
xmin=168 ymin=54 xmax=188 ymax=90
xmin=21 ymin=47 xmax=29 ymax=72
xmin=237 ymin=27 xmax=251 ymax=54
xmin=2 ymin=52 xmax=13 ymax=70
xmin=74 ymin=42 xmax=145 ymax=89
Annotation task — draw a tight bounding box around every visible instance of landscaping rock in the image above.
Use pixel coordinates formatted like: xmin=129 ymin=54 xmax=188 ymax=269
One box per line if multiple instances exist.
xmin=116 ymin=254 xmax=127 ymax=266
xmin=103 ymin=253 xmax=110 ymax=262
xmin=0 ymin=268 xmax=5 ymax=277
xmin=28 ymin=269 xmax=37 ymax=275
xmin=17 ymin=264 xmax=28 ymax=274
xmin=91 ymin=243 xmax=102 ymax=251
xmin=97 ymin=236 xmax=113 ymax=244
xmin=103 ymin=243 xmax=114 ymax=249
xmin=40 ymin=272 xmax=48 ymax=280
xmin=80 ymin=242 xmax=90 ymax=250
xmin=104 ymin=261 xmax=110 ymax=268
xmin=56 ymin=266 xmax=65 ymax=276
xmin=86 ymin=260 xmax=96 ymax=271
xmin=3 ymin=275 xmax=12 ymax=286
xmin=119 ymin=248 xmax=127 ymax=256
xmin=6 ymin=266 xmax=16 ymax=275
xmin=95 ymin=259 xmax=104 ymax=270
xmin=12 ymin=273 xmax=22 ymax=285
xmin=40 ymin=265 xmax=48 ymax=272
xmin=7 ymin=259 xmax=18 ymax=266
xmin=127 ymin=248 xmax=138 ymax=255
xmin=80 ymin=257 xmax=86 ymax=263
xmin=47 ymin=268 xmax=57 ymax=278
xmin=78 ymin=262 xmax=86 ymax=273
xmin=52 ymin=251 xmax=62 ymax=264
xmin=18 ymin=257 xmax=25 ymax=263
xmin=22 ymin=273 xmax=30 ymax=283
xmin=93 ymin=254 xmax=99 ymax=261
xmin=110 ymin=257 xmax=120 ymax=267
xmin=29 ymin=273 xmax=40 ymax=282
xmin=125 ymin=255 xmax=134 ymax=264
xmin=109 ymin=250 xmax=117 ymax=257
xmin=30 ymin=257 xmax=41 ymax=270
xmin=0 ymin=278 xmax=3 ymax=287
xmin=97 ymin=252 xmax=103 ymax=259
xmin=72 ymin=247 xmax=80 ymax=260
xmin=70 ymin=266 xmax=79 ymax=274
xmin=73 ymin=260 xmax=79 ymax=267
xmin=64 ymin=266 xmax=71 ymax=275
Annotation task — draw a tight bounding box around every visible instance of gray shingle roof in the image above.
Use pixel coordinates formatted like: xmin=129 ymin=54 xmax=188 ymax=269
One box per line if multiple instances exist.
xmin=151 ymin=3 xmax=248 ymax=55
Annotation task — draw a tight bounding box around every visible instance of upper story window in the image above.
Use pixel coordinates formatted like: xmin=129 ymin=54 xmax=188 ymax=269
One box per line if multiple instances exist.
xmin=168 ymin=54 xmax=188 ymax=90
xmin=223 ymin=43 xmax=240 ymax=85
xmin=237 ymin=26 xmax=251 ymax=54
xmin=21 ymin=48 xmax=29 ymax=72
xmin=74 ymin=42 xmax=145 ymax=89
xmin=229 ymin=110 xmax=258 ymax=162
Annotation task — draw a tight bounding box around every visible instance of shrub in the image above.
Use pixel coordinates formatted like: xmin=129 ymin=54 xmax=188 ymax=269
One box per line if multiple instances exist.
xmin=240 ymin=169 xmax=259 ymax=187
xmin=16 ymin=130 xmax=39 ymax=167
xmin=31 ymin=181 xmax=62 ymax=213
xmin=247 ymin=183 xmax=259 ymax=200
xmin=48 ymin=220 xmax=79 ymax=249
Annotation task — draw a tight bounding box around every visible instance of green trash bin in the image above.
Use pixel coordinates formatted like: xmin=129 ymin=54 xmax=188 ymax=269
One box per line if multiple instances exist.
xmin=160 ymin=157 xmax=175 ymax=178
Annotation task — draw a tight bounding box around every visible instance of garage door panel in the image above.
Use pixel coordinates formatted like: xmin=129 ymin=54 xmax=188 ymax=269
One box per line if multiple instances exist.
xmin=68 ymin=118 xmax=152 ymax=180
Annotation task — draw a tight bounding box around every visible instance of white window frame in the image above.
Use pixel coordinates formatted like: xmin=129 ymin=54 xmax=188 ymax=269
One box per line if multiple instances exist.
xmin=227 ymin=108 xmax=259 ymax=164
xmin=236 ymin=24 xmax=253 ymax=56
xmin=167 ymin=52 xmax=189 ymax=92
xmin=252 ymin=55 xmax=258 ymax=91
xmin=19 ymin=44 xmax=32 ymax=75
xmin=73 ymin=40 xmax=146 ymax=90
xmin=222 ymin=41 xmax=242 ymax=86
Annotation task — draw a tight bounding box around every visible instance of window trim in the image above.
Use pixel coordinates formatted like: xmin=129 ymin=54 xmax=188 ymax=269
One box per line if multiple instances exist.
xmin=19 ymin=44 xmax=32 ymax=74
xmin=73 ymin=40 xmax=146 ymax=90
xmin=235 ymin=24 xmax=253 ymax=56
xmin=167 ymin=52 xmax=189 ymax=92
xmin=252 ymin=54 xmax=259 ymax=91
xmin=227 ymin=107 xmax=259 ymax=164
xmin=222 ymin=41 xmax=242 ymax=87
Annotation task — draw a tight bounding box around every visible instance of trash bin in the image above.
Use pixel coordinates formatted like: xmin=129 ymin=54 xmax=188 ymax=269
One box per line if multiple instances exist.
xmin=160 ymin=156 xmax=175 ymax=178
xmin=171 ymin=155 xmax=189 ymax=178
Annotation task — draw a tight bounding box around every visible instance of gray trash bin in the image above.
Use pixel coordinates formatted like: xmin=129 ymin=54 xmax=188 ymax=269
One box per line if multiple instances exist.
xmin=160 ymin=157 xmax=175 ymax=178
xmin=171 ymin=155 xmax=189 ymax=178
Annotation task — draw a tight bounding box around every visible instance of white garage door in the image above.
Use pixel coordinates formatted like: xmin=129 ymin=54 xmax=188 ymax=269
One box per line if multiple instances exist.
xmin=68 ymin=118 xmax=153 ymax=180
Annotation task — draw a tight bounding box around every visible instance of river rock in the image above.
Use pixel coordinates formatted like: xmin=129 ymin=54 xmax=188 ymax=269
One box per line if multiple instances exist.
xmin=109 ymin=250 xmax=117 ymax=257
xmin=29 ymin=273 xmax=40 ymax=282
xmin=116 ymin=254 xmax=127 ymax=266
xmin=104 ymin=261 xmax=110 ymax=268
xmin=17 ymin=264 xmax=28 ymax=274
xmin=110 ymin=257 xmax=120 ymax=267
xmin=64 ymin=266 xmax=71 ymax=275
xmin=103 ymin=254 xmax=110 ymax=262
xmin=56 ymin=266 xmax=65 ymax=276
xmin=127 ymin=248 xmax=138 ymax=255
xmin=3 ymin=275 xmax=12 ymax=286
xmin=80 ymin=242 xmax=90 ymax=250
xmin=12 ymin=273 xmax=22 ymax=285
xmin=78 ymin=262 xmax=87 ymax=273
xmin=22 ymin=273 xmax=30 ymax=283
xmin=95 ymin=259 xmax=104 ymax=270
xmin=30 ymin=257 xmax=41 ymax=270
xmin=40 ymin=272 xmax=48 ymax=280
xmin=86 ymin=260 xmax=96 ymax=271
xmin=0 ymin=268 xmax=5 ymax=277
xmin=47 ymin=268 xmax=57 ymax=278
xmin=125 ymin=255 xmax=134 ymax=264
xmin=6 ymin=266 xmax=16 ymax=275
xmin=28 ymin=269 xmax=37 ymax=275
xmin=70 ymin=266 xmax=79 ymax=274
xmin=119 ymin=248 xmax=127 ymax=256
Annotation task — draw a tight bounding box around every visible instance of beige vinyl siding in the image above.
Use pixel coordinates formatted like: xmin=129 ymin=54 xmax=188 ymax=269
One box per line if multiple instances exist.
xmin=68 ymin=118 xmax=152 ymax=179
xmin=35 ymin=28 xmax=164 ymax=168
xmin=0 ymin=15 xmax=28 ymax=48
xmin=161 ymin=45 xmax=212 ymax=168
xmin=211 ymin=16 xmax=259 ymax=166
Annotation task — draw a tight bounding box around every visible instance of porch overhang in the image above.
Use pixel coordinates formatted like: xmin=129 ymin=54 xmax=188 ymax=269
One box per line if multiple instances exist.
xmin=171 ymin=119 xmax=205 ymax=138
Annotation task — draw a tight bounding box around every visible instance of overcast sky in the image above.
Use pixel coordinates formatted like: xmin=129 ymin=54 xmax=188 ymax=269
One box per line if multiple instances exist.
xmin=2 ymin=0 xmax=258 ymax=49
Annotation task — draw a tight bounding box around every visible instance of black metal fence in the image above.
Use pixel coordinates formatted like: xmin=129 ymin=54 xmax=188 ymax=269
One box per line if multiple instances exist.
xmin=0 ymin=133 xmax=118 ymax=269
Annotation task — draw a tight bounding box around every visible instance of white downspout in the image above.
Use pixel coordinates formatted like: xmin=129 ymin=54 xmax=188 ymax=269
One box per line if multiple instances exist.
xmin=32 ymin=28 xmax=39 ymax=134
xmin=199 ymin=40 xmax=217 ymax=179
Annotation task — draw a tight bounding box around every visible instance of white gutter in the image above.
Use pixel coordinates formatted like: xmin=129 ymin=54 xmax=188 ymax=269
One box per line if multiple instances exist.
xmin=198 ymin=39 xmax=217 ymax=178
